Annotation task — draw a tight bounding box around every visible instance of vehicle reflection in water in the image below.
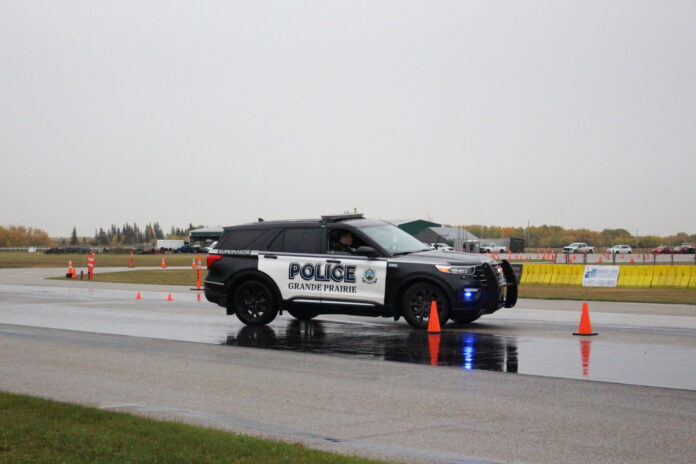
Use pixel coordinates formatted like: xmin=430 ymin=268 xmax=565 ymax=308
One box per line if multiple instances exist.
xmin=225 ymin=320 xmax=518 ymax=373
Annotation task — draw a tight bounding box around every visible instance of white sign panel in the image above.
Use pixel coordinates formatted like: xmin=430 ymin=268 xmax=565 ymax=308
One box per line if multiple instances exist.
xmin=258 ymin=254 xmax=387 ymax=304
xmin=582 ymin=265 xmax=620 ymax=287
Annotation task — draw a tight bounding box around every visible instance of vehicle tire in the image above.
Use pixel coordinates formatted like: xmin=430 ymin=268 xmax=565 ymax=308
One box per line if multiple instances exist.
xmin=451 ymin=313 xmax=481 ymax=324
xmin=287 ymin=307 xmax=318 ymax=320
xmin=232 ymin=280 xmax=278 ymax=326
xmin=628 ymin=251 xmax=632 ymax=254
xmin=401 ymin=282 xmax=449 ymax=329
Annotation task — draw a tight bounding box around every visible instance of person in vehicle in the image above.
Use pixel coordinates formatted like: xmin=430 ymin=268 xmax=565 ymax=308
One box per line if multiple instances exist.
xmin=329 ymin=230 xmax=361 ymax=254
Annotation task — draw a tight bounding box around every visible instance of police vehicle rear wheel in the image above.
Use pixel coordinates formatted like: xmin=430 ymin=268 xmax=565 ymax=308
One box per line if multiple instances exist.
xmin=401 ymin=283 xmax=449 ymax=329
xmin=232 ymin=281 xmax=278 ymax=325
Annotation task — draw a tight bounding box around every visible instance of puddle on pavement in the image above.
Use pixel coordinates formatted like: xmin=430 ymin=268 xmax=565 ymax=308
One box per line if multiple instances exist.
xmin=225 ymin=320 xmax=519 ymax=372
xmin=222 ymin=320 xmax=696 ymax=390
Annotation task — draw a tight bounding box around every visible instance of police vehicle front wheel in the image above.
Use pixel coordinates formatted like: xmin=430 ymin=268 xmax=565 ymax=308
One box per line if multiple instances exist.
xmin=401 ymin=283 xmax=449 ymax=329
xmin=232 ymin=280 xmax=278 ymax=326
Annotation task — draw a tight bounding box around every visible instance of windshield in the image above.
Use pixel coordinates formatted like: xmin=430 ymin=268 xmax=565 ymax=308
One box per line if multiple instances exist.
xmin=358 ymin=224 xmax=430 ymax=255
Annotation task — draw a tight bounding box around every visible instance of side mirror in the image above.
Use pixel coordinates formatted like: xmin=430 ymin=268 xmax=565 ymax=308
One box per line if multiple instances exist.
xmin=356 ymin=246 xmax=378 ymax=257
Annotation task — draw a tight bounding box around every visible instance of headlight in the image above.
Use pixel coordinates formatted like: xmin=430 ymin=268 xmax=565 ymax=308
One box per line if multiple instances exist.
xmin=435 ymin=265 xmax=476 ymax=275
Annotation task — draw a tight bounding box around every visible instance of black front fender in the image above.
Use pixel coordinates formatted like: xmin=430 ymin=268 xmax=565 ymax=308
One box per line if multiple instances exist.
xmin=501 ymin=259 xmax=518 ymax=308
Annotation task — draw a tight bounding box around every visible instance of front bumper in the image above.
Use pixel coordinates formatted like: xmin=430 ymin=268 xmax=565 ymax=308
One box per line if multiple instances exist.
xmin=449 ymin=260 xmax=518 ymax=317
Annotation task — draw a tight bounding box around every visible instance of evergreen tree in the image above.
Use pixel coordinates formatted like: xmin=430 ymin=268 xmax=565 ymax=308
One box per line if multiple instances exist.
xmin=70 ymin=227 xmax=78 ymax=245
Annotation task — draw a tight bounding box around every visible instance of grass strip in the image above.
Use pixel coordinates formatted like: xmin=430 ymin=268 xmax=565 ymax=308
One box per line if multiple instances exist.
xmin=0 ymin=391 xmax=386 ymax=464
xmin=0 ymin=252 xmax=201 ymax=269
xmin=519 ymin=285 xmax=696 ymax=305
xmin=56 ymin=269 xmax=199 ymax=286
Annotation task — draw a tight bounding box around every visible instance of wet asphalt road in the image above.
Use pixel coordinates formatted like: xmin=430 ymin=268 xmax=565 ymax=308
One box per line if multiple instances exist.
xmin=1 ymin=282 xmax=695 ymax=390
xmin=1 ymin=271 xmax=696 ymax=463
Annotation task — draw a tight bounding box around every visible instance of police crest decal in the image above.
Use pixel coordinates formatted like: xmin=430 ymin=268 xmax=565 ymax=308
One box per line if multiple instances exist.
xmin=362 ymin=268 xmax=377 ymax=284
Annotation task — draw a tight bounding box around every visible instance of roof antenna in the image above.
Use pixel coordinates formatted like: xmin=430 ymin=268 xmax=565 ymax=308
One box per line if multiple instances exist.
xmin=258 ymin=218 xmax=264 ymax=222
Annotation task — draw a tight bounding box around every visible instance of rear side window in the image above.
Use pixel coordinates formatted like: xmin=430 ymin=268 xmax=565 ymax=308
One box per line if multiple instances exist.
xmin=268 ymin=228 xmax=322 ymax=254
xmin=217 ymin=229 xmax=273 ymax=250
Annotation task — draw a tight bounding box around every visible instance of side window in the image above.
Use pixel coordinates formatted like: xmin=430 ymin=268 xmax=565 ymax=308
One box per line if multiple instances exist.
xmin=283 ymin=228 xmax=322 ymax=254
xmin=217 ymin=229 xmax=267 ymax=250
xmin=248 ymin=228 xmax=280 ymax=251
xmin=327 ymin=229 xmax=367 ymax=255
xmin=268 ymin=231 xmax=285 ymax=252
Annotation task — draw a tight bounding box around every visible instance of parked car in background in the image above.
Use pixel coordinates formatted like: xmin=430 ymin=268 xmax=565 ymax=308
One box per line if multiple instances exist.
xmin=480 ymin=243 xmax=508 ymax=253
xmin=174 ymin=244 xmax=199 ymax=253
xmin=43 ymin=246 xmax=91 ymax=254
xmin=673 ymin=244 xmax=695 ymax=254
xmin=430 ymin=243 xmax=454 ymax=251
xmin=563 ymin=243 xmax=594 ymax=253
xmin=200 ymin=241 xmax=217 ymax=253
xmin=607 ymin=245 xmax=632 ymax=254
xmin=156 ymin=239 xmax=185 ymax=251
xmin=651 ymin=245 xmax=673 ymax=254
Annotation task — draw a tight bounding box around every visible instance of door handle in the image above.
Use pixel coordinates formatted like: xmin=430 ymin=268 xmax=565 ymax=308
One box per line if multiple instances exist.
xmin=263 ymin=254 xmax=278 ymax=259
xmin=326 ymin=259 xmax=341 ymax=264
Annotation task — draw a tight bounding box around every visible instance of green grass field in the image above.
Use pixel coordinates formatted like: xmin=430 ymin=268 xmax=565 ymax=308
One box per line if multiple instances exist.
xmin=59 ymin=269 xmax=696 ymax=305
xmin=0 ymin=252 xmax=201 ymax=268
xmin=519 ymin=285 xmax=696 ymax=305
xmin=0 ymin=391 xmax=385 ymax=464
xmin=77 ymin=269 xmax=198 ymax=285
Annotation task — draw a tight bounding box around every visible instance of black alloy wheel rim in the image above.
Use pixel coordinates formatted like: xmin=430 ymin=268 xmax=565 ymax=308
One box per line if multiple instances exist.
xmin=238 ymin=284 xmax=271 ymax=321
xmin=408 ymin=287 xmax=444 ymax=323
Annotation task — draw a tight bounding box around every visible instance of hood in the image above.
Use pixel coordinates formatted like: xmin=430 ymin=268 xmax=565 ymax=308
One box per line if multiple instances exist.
xmin=389 ymin=249 xmax=496 ymax=265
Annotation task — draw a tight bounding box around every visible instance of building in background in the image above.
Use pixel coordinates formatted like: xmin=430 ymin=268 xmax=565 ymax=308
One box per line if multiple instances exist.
xmin=189 ymin=226 xmax=224 ymax=246
xmin=385 ymin=219 xmax=441 ymax=236
xmin=416 ymin=227 xmax=480 ymax=251
xmin=477 ymin=237 xmax=525 ymax=253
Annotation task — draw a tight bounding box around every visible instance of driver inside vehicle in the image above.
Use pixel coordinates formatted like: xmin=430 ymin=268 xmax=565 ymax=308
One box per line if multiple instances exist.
xmin=328 ymin=230 xmax=364 ymax=255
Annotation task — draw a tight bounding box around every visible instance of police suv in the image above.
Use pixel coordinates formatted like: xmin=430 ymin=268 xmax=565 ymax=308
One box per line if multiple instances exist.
xmin=204 ymin=214 xmax=517 ymax=329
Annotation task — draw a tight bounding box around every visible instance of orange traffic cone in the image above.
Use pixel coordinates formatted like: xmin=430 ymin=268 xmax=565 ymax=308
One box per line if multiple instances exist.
xmin=135 ymin=291 xmax=142 ymax=300
xmin=72 ymin=269 xmax=77 ymax=279
xmin=161 ymin=256 xmax=167 ymax=269
xmin=191 ymin=257 xmax=196 ymax=269
xmin=598 ymin=256 xmax=603 ymax=263
xmin=573 ymin=302 xmax=597 ymax=336
xmin=67 ymin=261 xmax=74 ymax=277
xmin=166 ymin=293 xmax=173 ymax=301
xmin=427 ymin=300 xmax=441 ymax=333
xmin=629 ymin=256 xmax=634 ymax=263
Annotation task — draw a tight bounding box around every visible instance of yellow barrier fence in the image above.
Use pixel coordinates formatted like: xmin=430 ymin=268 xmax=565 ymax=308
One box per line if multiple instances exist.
xmin=520 ymin=264 xmax=695 ymax=288
xmin=617 ymin=266 xmax=654 ymax=288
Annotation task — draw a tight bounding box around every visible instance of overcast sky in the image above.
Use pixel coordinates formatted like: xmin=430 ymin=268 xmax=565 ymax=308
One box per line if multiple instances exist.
xmin=1 ymin=1 xmax=694 ymax=237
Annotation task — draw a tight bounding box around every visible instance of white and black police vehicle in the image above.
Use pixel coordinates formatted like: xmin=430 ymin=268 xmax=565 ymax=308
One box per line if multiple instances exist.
xmin=204 ymin=214 xmax=517 ymax=329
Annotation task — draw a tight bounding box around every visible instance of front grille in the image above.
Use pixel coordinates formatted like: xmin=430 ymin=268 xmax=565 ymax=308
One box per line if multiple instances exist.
xmin=474 ymin=266 xmax=488 ymax=286
xmin=493 ymin=263 xmax=507 ymax=285
xmin=475 ymin=263 xmax=506 ymax=287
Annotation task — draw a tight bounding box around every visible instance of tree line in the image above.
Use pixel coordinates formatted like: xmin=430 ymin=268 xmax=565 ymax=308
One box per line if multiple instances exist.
xmin=0 ymin=226 xmax=52 ymax=247
xmin=459 ymin=224 xmax=696 ymax=249
xmin=91 ymin=222 xmax=203 ymax=246
xmin=0 ymin=223 xmax=203 ymax=247
xmin=3 ymin=223 xmax=695 ymax=249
